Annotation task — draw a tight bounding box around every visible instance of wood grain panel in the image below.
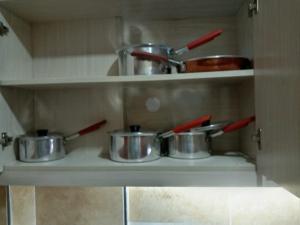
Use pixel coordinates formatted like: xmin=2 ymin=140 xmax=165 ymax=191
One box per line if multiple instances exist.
xmin=33 ymin=87 xmax=124 ymax=156
xmin=0 ymin=87 xmax=34 ymax=166
xmin=255 ymin=0 xmax=300 ymax=196
xmin=238 ymin=80 xmax=256 ymax=160
xmin=0 ymin=7 xmax=32 ymax=80
xmin=237 ymin=0 xmax=253 ymax=58
xmin=32 ymin=18 xmax=122 ymax=78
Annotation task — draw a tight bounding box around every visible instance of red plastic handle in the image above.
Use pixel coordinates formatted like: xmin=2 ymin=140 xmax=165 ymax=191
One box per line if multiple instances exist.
xmin=131 ymin=50 xmax=169 ymax=63
xmin=173 ymin=115 xmax=212 ymax=133
xmin=223 ymin=116 xmax=255 ymax=133
xmin=186 ymin=29 xmax=223 ymax=50
xmin=78 ymin=120 xmax=107 ymax=136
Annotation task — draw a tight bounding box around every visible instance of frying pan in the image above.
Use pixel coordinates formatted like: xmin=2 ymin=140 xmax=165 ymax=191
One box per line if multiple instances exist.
xmin=131 ymin=51 xmax=252 ymax=73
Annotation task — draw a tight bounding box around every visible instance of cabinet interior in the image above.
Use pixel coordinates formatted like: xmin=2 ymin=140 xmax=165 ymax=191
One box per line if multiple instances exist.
xmin=0 ymin=0 xmax=256 ymax=165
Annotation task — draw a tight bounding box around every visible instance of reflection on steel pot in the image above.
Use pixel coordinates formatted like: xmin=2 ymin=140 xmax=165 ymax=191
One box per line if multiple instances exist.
xmin=19 ymin=134 xmax=65 ymax=162
xmin=18 ymin=120 xmax=107 ymax=163
xmin=109 ymin=125 xmax=160 ymax=163
xmin=118 ymin=44 xmax=172 ymax=76
xmin=168 ymin=131 xmax=210 ymax=159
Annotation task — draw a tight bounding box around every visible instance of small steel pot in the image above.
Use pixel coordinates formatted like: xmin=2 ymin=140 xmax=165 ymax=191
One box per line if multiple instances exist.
xmin=109 ymin=126 xmax=160 ymax=163
xmin=18 ymin=133 xmax=65 ymax=163
xmin=168 ymin=131 xmax=211 ymax=159
xmin=18 ymin=120 xmax=107 ymax=163
xmin=117 ymin=44 xmax=172 ymax=76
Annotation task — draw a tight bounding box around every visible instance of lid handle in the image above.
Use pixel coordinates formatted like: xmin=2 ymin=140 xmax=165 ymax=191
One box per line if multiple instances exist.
xmin=36 ymin=129 xmax=48 ymax=137
xmin=130 ymin=125 xmax=141 ymax=132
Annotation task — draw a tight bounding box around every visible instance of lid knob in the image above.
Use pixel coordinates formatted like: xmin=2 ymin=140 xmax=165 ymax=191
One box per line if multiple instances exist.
xmin=129 ymin=125 xmax=141 ymax=132
xmin=36 ymin=129 xmax=48 ymax=137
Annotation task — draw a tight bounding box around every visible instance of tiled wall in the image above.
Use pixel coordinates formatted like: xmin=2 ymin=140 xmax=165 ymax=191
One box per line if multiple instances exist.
xmin=4 ymin=186 xmax=300 ymax=225
xmin=128 ymin=187 xmax=300 ymax=225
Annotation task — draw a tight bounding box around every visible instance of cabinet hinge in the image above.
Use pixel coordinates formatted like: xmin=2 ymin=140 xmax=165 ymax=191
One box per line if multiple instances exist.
xmin=0 ymin=133 xmax=13 ymax=149
xmin=252 ymin=128 xmax=262 ymax=151
xmin=248 ymin=0 xmax=259 ymax=18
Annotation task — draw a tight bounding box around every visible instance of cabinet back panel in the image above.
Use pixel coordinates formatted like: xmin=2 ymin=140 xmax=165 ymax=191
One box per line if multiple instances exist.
xmin=124 ymin=83 xmax=241 ymax=154
xmin=32 ymin=18 xmax=122 ymax=78
xmin=33 ymin=87 xmax=124 ymax=155
xmin=123 ymin=17 xmax=238 ymax=61
xmin=32 ymin=16 xmax=238 ymax=78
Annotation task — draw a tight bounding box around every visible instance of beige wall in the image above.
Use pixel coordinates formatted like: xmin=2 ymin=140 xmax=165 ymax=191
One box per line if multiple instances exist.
xmin=128 ymin=187 xmax=300 ymax=225
xmin=6 ymin=186 xmax=300 ymax=225
xmin=35 ymin=187 xmax=123 ymax=225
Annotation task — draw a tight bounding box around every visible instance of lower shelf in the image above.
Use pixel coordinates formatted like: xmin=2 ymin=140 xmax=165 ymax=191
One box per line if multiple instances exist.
xmin=0 ymin=149 xmax=257 ymax=186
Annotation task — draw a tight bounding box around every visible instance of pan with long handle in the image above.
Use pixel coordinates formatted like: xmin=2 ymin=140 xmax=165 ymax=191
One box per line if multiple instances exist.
xmin=119 ymin=29 xmax=223 ymax=75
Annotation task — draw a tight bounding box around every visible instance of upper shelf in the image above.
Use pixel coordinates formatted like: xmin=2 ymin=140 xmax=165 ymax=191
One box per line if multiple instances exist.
xmin=0 ymin=70 xmax=254 ymax=89
xmin=0 ymin=0 xmax=246 ymax=22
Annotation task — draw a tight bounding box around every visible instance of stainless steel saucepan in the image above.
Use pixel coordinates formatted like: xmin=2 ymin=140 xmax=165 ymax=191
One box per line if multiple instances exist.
xmin=18 ymin=120 xmax=107 ymax=162
xmin=109 ymin=115 xmax=212 ymax=163
xmin=168 ymin=116 xmax=255 ymax=159
xmin=118 ymin=29 xmax=223 ymax=75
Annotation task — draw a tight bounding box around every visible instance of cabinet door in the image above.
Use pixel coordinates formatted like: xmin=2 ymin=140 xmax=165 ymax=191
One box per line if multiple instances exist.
xmin=255 ymin=0 xmax=300 ymax=196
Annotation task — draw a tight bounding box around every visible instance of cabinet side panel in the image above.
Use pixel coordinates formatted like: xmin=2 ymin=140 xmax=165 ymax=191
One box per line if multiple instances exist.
xmin=237 ymin=0 xmax=253 ymax=58
xmin=0 ymin=88 xmax=34 ymax=167
xmin=238 ymin=80 xmax=256 ymax=160
xmin=255 ymin=0 xmax=300 ymax=196
xmin=0 ymin=7 xmax=32 ymax=80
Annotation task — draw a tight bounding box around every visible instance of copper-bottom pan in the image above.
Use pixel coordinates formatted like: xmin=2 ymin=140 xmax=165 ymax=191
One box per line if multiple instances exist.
xmin=183 ymin=55 xmax=252 ymax=73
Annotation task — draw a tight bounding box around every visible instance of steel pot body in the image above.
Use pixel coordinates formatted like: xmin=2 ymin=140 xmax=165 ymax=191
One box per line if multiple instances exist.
xmin=110 ymin=131 xmax=161 ymax=162
xmin=117 ymin=44 xmax=172 ymax=76
xmin=18 ymin=134 xmax=65 ymax=163
xmin=168 ymin=131 xmax=211 ymax=159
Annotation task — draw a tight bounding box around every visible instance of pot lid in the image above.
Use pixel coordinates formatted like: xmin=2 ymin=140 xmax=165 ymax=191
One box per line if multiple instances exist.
xmin=110 ymin=125 xmax=158 ymax=137
xmin=191 ymin=121 xmax=231 ymax=132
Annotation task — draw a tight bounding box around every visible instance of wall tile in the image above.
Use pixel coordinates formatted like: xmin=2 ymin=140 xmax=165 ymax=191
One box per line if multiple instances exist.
xmin=128 ymin=187 xmax=230 ymax=225
xmin=0 ymin=187 xmax=6 ymax=225
xmin=35 ymin=187 xmax=123 ymax=225
xmin=229 ymin=188 xmax=300 ymax=225
xmin=11 ymin=186 xmax=36 ymax=225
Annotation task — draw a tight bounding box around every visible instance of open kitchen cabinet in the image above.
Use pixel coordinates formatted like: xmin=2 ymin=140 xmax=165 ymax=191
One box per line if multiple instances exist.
xmin=0 ymin=0 xmax=288 ymax=190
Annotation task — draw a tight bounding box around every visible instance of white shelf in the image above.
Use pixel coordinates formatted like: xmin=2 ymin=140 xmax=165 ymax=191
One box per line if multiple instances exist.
xmin=0 ymin=0 xmax=246 ymax=22
xmin=0 ymin=70 xmax=254 ymax=89
xmin=0 ymin=148 xmax=257 ymax=186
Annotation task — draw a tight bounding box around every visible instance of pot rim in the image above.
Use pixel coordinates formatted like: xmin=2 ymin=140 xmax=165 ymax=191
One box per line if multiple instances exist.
xmin=185 ymin=55 xmax=250 ymax=62
xmin=19 ymin=133 xmax=64 ymax=140
xmin=172 ymin=131 xmax=207 ymax=136
xmin=117 ymin=43 xmax=172 ymax=54
xmin=110 ymin=130 xmax=158 ymax=137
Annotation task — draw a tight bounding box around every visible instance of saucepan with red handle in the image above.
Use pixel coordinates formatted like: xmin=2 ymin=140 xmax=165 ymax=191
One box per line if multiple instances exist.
xmin=109 ymin=115 xmax=211 ymax=163
xmin=118 ymin=29 xmax=223 ymax=75
xmin=168 ymin=116 xmax=255 ymax=159
xmin=18 ymin=120 xmax=107 ymax=162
